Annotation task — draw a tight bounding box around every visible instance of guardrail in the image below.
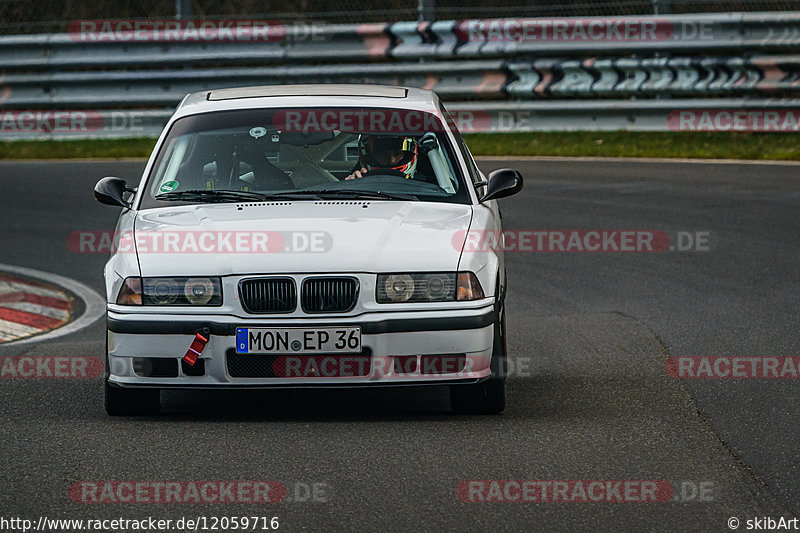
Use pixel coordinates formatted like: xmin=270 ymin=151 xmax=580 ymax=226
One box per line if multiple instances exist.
xmin=394 ymin=12 xmax=800 ymax=57
xmin=1 ymin=12 xmax=799 ymax=137
xmin=3 ymin=99 xmax=800 ymax=140
xmin=0 ymin=23 xmax=392 ymax=70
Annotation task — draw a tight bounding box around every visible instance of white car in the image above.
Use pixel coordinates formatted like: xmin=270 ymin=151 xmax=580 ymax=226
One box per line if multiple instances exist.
xmin=94 ymin=84 xmax=522 ymax=415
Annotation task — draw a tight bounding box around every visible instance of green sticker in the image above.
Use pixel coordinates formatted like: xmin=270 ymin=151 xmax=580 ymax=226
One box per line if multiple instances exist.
xmin=160 ymin=180 xmax=179 ymax=192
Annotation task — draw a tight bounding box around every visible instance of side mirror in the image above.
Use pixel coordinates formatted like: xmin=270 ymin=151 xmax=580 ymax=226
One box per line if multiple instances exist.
xmin=480 ymin=168 xmax=523 ymax=202
xmin=94 ymin=177 xmax=132 ymax=208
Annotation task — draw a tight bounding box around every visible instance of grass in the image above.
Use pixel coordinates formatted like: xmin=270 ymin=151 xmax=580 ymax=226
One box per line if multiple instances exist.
xmin=0 ymin=138 xmax=158 ymax=159
xmin=0 ymin=132 xmax=799 ymax=160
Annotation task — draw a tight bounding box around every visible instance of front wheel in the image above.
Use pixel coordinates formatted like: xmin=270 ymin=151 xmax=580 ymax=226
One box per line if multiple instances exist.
xmin=104 ymin=381 xmax=160 ymax=416
xmin=450 ymin=307 xmax=507 ymax=415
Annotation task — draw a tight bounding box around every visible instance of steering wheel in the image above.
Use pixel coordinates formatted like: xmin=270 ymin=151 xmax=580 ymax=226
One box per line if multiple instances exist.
xmin=361 ymin=168 xmax=409 ymax=179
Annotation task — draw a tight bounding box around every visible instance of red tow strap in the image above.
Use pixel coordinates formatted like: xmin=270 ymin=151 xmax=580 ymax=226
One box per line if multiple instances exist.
xmin=182 ymin=332 xmax=208 ymax=366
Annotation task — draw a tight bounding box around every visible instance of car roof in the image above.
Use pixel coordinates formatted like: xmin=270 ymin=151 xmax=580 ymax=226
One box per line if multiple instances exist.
xmin=208 ymin=84 xmax=408 ymax=100
xmin=176 ymin=84 xmax=440 ymax=118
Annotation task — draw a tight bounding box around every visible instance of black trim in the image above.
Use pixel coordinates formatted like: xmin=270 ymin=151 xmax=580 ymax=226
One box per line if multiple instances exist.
xmin=133 ymin=357 xmax=179 ymax=377
xmin=226 ymin=347 xmax=373 ymax=378
xmin=107 ymin=376 xmax=487 ymax=390
xmin=107 ymin=309 xmax=494 ymax=336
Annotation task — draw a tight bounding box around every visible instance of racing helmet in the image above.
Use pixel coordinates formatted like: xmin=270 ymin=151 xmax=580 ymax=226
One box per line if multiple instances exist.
xmin=358 ymin=135 xmax=418 ymax=178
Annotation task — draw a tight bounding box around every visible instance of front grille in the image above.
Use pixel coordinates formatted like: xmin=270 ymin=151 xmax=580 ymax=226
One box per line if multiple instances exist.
xmin=226 ymin=348 xmax=372 ymax=378
xmin=301 ymin=277 xmax=359 ymax=313
xmin=239 ymin=277 xmax=296 ymax=314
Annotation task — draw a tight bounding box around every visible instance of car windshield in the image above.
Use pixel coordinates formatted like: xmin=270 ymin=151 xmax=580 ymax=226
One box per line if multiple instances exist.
xmin=141 ymin=107 xmax=470 ymax=208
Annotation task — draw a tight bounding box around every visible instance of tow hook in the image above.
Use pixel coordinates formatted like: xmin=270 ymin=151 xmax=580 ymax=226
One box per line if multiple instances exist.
xmin=182 ymin=328 xmax=210 ymax=366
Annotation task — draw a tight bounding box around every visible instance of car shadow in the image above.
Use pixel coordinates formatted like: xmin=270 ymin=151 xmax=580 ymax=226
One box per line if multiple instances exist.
xmin=159 ymin=385 xmax=456 ymax=421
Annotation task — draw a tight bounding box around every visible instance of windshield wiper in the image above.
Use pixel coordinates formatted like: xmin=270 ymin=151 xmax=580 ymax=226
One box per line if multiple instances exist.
xmin=154 ymin=189 xmax=411 ymax=203
xmin=154 ymin=189 xmax=267 ymax=203
xmin=301 ymin=190 xmax=419 ymax=201
xmin=258 ymin=191 xmax=324 ymax=200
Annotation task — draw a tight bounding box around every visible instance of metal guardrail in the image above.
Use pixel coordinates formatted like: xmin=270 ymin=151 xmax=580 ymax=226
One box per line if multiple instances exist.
xmin=394 ymin=12 xmax=800 ymax=57
xmin=0 ymin=24 xmax=392 ymax=69
xmin=1 ymin=12 xmax=799 ymax=137
xmin=506 ymin=55 xmax=800 ymax=96
xmin=3 ymin=99 xmax=800 ymax=140
xmin=1 ymin=60 xmax=507 ymax=107
xmin=4 ymin=0 xmax=799 ymax=35
xmin=5 ymin=54 xmax=800 ymax=108
xmin=3 ymin=12 xmax=799 ymax=70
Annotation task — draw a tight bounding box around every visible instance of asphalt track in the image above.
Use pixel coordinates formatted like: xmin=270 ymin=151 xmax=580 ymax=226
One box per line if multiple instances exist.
xmin=0 ymin=158 xmax=797 ymax=531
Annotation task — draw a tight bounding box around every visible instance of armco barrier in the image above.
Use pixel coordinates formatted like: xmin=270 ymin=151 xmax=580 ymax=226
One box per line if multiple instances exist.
xmin=2 ymin=53 xmax=800 ymax=108
xmin=0 ymin=23 xmax=392 ymax=70
xmin=4 ymin=100 xmax=800 ymax=140
xmin=505 ymin=55 xmax=800 ymax=97
xmin=406 ymin=12 xmax=800 ymax=57
xmin=1 ymin=12 xmax=800 ymax=137
xmin=0 ymin=60 xmax=507 ymax=107
xmin=4 ymin=13 xmax=799 ymax=70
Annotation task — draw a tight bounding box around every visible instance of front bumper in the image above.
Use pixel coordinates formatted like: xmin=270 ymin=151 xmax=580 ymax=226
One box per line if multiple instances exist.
xmin=106 ymin=306 xmax=495 ymax=388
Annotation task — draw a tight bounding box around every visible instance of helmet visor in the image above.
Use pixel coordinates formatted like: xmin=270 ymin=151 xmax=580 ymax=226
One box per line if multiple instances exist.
xmin=363 ymin=149 xmax=416 ymax=169
xmin=361 ymin=137 xmax=417 ymax=169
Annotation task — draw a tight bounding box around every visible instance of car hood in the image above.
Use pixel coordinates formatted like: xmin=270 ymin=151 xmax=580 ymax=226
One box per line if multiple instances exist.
xmin=133 ymin=201 xmax=472 ymax=276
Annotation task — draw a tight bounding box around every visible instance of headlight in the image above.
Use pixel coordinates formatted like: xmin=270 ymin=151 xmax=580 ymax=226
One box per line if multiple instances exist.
xmin=149 ymin=279 xmax=178 ymax=305
xmin=376 ymin=272 xmax=484 ymax=303
xmin=116 ymin=277 xmax=222 ymax=306
xmin=184 ymin=278 xmax=215 ymax=305
xmin=381 ymin=274 xmax=416 ymax=302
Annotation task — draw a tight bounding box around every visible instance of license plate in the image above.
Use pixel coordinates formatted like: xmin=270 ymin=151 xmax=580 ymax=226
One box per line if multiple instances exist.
xmin=236 ymin=327 xmax=361 ymax=354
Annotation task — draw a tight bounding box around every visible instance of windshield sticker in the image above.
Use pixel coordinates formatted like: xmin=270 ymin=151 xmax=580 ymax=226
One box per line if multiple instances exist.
xmin=249 ymin=126 xmax=267 ymax=139
xmin=159 ymin=180 xmax=179 ymax=192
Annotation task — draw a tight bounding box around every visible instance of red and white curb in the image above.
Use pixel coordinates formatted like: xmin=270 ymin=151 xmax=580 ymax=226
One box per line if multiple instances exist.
xmin=0 ymin=275 xmax=72 ymax=342
xmin=0 ymin=264 xmax=105 ymax=345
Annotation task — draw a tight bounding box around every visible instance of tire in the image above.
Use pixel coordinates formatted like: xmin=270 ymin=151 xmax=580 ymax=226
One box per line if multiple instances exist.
xmin=450 ymin=304 xmax=507 ymax=415
xmin=104 ymin=381 xmax=161 ymax=416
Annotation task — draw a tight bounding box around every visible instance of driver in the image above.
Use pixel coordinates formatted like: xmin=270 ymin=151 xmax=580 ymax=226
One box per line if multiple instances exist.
xmin=345 ymin=135 xmax=418 ymax=180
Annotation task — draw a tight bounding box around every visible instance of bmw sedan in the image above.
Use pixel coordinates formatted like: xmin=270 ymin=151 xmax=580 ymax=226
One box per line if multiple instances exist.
xmin=94 ymin=84 xmax=522 ymax=415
